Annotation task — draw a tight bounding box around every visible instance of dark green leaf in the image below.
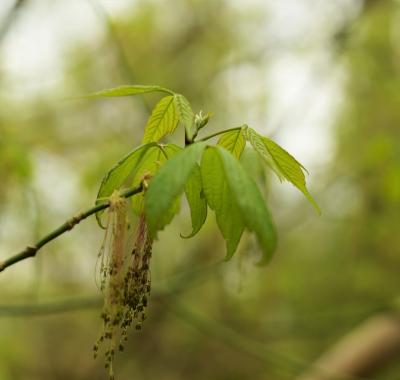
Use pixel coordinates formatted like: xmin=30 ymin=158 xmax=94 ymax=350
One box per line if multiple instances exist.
xmin=144 ymin=142 xmax=207 ymax=236
xmin=201 ymin=147 xmax=244 ymax=259
xmin=216 ymin=146 xmax=277 ymax=265
xmin=182 ymin=164 xmax=207 ymax=238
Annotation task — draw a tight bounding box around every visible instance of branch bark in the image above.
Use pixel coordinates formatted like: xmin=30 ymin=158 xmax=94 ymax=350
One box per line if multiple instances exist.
xmin=0 ymin=184 xmax=143 ymax=273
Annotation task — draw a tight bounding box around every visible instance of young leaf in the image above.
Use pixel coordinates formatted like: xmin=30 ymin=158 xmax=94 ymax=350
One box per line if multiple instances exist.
xmin=95 ymin=142 xmax=158 ymax=227
xmin=131 ymin=144 xmax=182 ymax=214
xmin=201 ymin=148 xmax=244 ymax=260
xmin=262 ymin=137 xmax=320 ymax=213
xmin=244 ymin=127 xmax=284 ymax=180
xmin=216 ymin=146 xmax=277 ymax=265
xmin=245 ymin=127 xmax=320 ymax=213
xmin=240 ymin=147 xmax=266 ymax=185
xmin=182 ymin=164 xmax=207 ymax=239
xmin=80 ymin=85 xmax=173 ymax=99
xmin=174 ymin=94 xmax=196 ymax=143
xmin=217 ymin=127 xmax=246 ymax=159
xmin=144 ymin=142 xmax=207 ymax=236
xmin=142 ymin=96 xmax=180 ymax=143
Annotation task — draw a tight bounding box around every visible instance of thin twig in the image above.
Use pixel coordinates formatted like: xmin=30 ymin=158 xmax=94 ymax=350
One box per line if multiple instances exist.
xmin=0 ymin=184 xmax=144 ymax=273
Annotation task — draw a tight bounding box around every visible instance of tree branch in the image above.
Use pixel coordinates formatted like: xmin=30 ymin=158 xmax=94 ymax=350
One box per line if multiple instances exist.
xmin=0 ymin=184 xmax=144 ymax=273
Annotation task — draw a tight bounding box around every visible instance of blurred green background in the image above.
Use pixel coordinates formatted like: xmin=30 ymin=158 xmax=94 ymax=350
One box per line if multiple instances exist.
xmin=1 ymin=0 xmax=399 ymax=379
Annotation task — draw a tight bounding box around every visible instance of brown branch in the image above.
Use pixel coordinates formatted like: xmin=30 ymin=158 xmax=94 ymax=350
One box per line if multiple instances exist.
xmin=0 ymin=184 xmax=143 ymax=273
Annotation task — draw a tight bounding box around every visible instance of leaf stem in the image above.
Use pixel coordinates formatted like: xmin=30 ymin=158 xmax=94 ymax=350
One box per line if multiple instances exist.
xmin=0 ymin=183 xmax=144 ymax=273
xmin=197 ymin=127 xmax=242 ymax=142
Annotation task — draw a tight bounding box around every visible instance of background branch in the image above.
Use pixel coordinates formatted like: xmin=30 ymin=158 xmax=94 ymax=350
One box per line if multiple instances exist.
xmin=0 ymin=0 xmax=26 ymax=44
xmin=87 ymin=0 xmax=151 ymax=112
xmin=0 ymin=183 xmax=143 ymax=273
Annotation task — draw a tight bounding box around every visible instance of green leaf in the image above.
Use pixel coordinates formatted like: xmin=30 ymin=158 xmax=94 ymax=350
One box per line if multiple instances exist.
xmin=262 ymin=137 xmax=320 ymax=213
xmin=95 ymin=142 xmax=158 ymax=227
xmin=244 ymin=127 xmax=284 ymax=180
xmin=182 ymin=164 xmax=207 ymax=238
xmin=142 ymin=96 xmax=180 ymax=143
xmin=144 ymin=142 xmax=207 ymax=236
xmin=80 ymin=85 xmax=173 ymax=99
xmin=245 ymin=127 xmax=320 ymax=214
xmin=216 ymin=146 xmax=277 ymax=265
xmin=130 ymin=144 xmax=182 ymax=214
xmin=154 ymin=195 xmax=182 ymax=234
xmin=217 ymin=127 xmax=246 ymax=158
xmin=240 ymin=147 xmax=266 ymax=185
xmin=201 ymin=148 xmax=244 ymax=260
xmin=174 ymin=94 xmax=196 ymax=143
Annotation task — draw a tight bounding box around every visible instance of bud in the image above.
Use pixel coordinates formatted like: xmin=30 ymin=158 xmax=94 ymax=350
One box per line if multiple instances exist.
xmin=195 ymin=110 xmax=213 ymax=131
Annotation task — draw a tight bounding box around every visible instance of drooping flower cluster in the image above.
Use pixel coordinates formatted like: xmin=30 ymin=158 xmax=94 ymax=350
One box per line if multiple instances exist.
xmin=94 ymin=191 xmax=153 ymax=379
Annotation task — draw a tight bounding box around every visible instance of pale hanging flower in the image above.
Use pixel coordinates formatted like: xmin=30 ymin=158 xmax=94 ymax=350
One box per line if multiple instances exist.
xmin=94 ymin=191 xmax=153 ymax=380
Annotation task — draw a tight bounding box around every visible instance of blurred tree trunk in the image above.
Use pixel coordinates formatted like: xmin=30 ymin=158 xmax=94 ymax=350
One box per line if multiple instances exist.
xmin=296 ymin=312 xmax=400 ymax=380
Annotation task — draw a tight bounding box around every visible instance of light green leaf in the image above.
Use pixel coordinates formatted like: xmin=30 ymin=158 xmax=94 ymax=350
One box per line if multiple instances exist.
xmin=95 ymin=142 xmax=158 ymax=227
xmin=245 ymin=127 xmax=319 ymax=213
xmin=201 ymin=148 xmax=244 ymax=260
xmin=262 ymin=137 xmax=320 ymax=213
xmin=244 ymin=127 xmax=284 ymax=180
xmin=131 ymin=144 xmax=182 ymax=214
xmin=217 ymin=127 xmax=246 ymax=158
xmin=80 ymin=85 xmax=173 ymax=99
xmin=240 ymin=147 xmax=266 ymax=185
xmin=216 ymin=146 xmax=277 ymax=265
xmin=182 ymin=164 xmax=207 ymax=238
xmin=144 ymin=142 xmax=207 ymax=236
xmin=174 ymin=94 xmax=196 ymax=143
xmin=142 ymin=96 xmax=180 ymax=143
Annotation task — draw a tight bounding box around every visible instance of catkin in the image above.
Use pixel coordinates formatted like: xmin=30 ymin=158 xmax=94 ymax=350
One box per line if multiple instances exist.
xmin=94 ymin=192 xmax=153 ymax=380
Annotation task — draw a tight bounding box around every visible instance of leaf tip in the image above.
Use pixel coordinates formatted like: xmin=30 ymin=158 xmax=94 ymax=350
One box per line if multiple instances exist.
xmin=304 ymin=191 xmax=321 ymax=215
xmin=179 ymin=231 xmax=194 ymax=239
xmin=314 ymin=202 xmax=322 ymax=216
xmin=255 ymin=256 xmax=272 ymax=267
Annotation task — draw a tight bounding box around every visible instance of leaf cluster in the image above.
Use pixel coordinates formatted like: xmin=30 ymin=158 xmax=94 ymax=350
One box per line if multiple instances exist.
xmin=88 ymin=85 xmax=319 ymax=264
